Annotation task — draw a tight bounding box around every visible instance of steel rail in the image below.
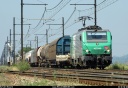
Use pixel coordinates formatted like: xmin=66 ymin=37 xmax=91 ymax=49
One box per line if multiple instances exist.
xmin=6 ymin=70 xmax=128 ymax=86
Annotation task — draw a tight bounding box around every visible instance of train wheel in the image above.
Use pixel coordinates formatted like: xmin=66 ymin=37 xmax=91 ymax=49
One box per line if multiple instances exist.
xmin=69 ymin=65 xmax=74 ymax=69
xmin=98 ymin=66 xmax=104 ymax=70
xmin=99 ymin=67 xmax=102 ymax=69
xmin=101 ymin=66 xmax=105 ymax=70
xmin=60 ymin=65 xmax=64 ymax=68
xmin=54 ymin=65 xmax=58 ymax=68
xmin=91 ymin=66 xmax=96 ymax=69
xmin=46 ymin=64 xmax=49 ymax=68
xmin=76 ymin=64 xmax=81 ymax=69
xmin=84 ymin=66 xmax=89 ymax=69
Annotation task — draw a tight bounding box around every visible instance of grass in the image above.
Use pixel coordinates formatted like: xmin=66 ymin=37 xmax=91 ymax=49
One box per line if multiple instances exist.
xmin=0 ymin=64 xmax=84 ymax=86
xmin=15 ymin=60 xmax=31 ymax=72
xmin=106 ymin=62 xmax=128 ymax=70
xmin=0 ymin=73 xmax=11 ymax=86
xmin=0 ymin=60 xmax=30 ymax=72
xmin=0 ymin=65 xmax=11 ymax=72
xmin=2 ymin=61 xmax=128 ymax=86
xmin=20 ymin=76 xmax=50 ymax=86
xmin=0 ymin=72 xmax=85 ymax=86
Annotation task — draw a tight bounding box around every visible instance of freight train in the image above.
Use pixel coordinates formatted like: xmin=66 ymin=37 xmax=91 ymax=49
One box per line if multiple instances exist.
xmin=24 ymin=35 xmax=71 ymax=67
xmin=23 ymin=25 xmax=112 ymax=69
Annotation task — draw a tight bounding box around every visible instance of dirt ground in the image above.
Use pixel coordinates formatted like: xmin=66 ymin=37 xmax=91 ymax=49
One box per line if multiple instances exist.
xmin=0 ymin=73 xmax=85 ymax=86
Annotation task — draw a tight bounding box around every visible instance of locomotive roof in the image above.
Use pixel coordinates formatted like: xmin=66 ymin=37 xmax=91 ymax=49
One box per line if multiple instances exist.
xmin=78 ymin=25 xmax=102 ymax=32
xmin=79 ymin=29 xmax=110 ymax=32
xmin=77 ymin=25 xmax=110 ymax=32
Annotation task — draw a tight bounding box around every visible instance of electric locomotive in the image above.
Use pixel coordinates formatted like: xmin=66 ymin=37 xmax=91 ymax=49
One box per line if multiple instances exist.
xmin=70 ymin=25 xmax=112 ymax=69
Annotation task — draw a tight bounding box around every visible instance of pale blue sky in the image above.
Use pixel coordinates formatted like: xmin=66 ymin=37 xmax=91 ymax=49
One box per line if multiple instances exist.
xmin=0 ymin=0 xmax=127 ymax=57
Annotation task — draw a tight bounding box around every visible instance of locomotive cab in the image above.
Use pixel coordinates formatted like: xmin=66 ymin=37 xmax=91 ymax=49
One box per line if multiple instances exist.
xmin=70 ymin=25 xmax=112 ymax=69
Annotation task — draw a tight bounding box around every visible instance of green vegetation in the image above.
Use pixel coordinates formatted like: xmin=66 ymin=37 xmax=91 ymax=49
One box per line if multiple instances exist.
xmin=18 ymin=47 xmax=33 ymax=54
xmin=0 ymin=73 xmax=85 ymax=86
xmin=0 ymin=61 xmax=30 ymax=72
xmin=106 ymin=62 xmax=128 ymax=70
xmin=15 ymin=60 xmax=31 ymax=72
xmin=21 ymin=76 xmax=50 ymax=86
xmin=0 ymin=73 xmax=11 ymax=86
xmin=1 ymin=61 xmax=128 ymax=86
xmin=0 ymin=66 xmax=10 ymax=72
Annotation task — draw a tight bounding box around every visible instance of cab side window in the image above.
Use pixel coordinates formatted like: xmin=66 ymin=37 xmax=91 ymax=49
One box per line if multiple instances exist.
xmin=80 ymin=35 xmax=82 ymax=41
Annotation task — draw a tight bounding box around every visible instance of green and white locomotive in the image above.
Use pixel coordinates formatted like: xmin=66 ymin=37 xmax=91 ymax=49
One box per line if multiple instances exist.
xmin=70 ymin=25 xmax=112 ymax=69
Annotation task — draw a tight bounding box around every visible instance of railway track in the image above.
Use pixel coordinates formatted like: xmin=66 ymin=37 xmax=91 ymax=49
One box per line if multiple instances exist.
xmin=27 ymin=67 xmax=128 ymax=76
xmin=4 ymin=68 xmax=128 ymax=86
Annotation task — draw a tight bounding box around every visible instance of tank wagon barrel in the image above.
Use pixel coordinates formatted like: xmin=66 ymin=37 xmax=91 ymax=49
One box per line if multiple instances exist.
xmin=24 ymin=50 xmax=33 ymax=63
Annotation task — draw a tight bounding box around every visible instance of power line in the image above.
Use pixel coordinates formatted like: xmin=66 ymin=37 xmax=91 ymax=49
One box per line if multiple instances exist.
xmin=19 ymin=6 xmax=48 ymax=49
xmin=62 ymin=0 xmax=119 ymax=30
xmin=21 ymin=0 xmax=71 ymax=41
xmin=75 ymin=0 xmax=107 ymax=12
xmin=29 ymin=0 xmax=71 ymax=36
xmin=47 ymin=0 xmax=64 ymax=10
xmin=50 ymin=0 xmax=119 ymax=37
xmin=32 ymin=6 xmax=47 ymax=30
xmin=48 ymin=0 xmax=71 ymax=19
xmin=47 ymin=3 xmax=76 ymax=37
xmin=24 ymin=25 xmax=30 ymax=42
xmin=36 ymin=0 xmax=46 ymax=4
xmin=26 ymin=1 xmax=67 ymax=37
xmin=76 ymin=0 xmax=119 ymax=15
xmin=15 ymin=0 xmax=119 ymax=51
xmin=96 ymin=0 xmax=119 ymax=12
xmin=51 ymin=6 xmax=76 ymax=33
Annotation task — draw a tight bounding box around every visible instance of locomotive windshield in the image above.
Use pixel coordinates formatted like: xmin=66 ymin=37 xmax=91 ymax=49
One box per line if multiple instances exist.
xmin=86 ymin=31 xmax=107 ymax=42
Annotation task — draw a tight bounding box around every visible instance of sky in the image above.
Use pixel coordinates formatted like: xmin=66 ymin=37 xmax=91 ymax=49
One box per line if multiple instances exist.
xmin=0 ymin=0 xmax=128 ymax=57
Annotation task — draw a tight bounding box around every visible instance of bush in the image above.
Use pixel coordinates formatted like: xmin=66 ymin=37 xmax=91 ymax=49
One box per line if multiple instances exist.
xmin=112 ymin=62 xmax=121 ymax=69
xmin=16 ymin=60 xmax=31 ymax=72
xmin=106 ymin=62 xmax=128 ymax=70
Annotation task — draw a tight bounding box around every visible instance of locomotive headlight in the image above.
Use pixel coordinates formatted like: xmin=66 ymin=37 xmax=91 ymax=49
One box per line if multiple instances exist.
xmin=86 ymin=50 xmax=89 ymax=53
xmin=107 ymin=49 xmax=110 ymax=52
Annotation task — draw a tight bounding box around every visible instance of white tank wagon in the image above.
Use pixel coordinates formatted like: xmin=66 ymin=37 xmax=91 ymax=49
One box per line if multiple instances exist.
xmin=29 ymin=46 xmax=46 ymax=67
xmin=40 ymin=44 xmax=49 ymax=60
xmin=40 ymin=44 xmax=49 ymax=67
xmin=36 ymin=45 xmax=45 ymax=67
xmin=24 ymin=50 xmax=33 ymax=63
xmin=30 ymin=48 xmax=38 ymax=67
